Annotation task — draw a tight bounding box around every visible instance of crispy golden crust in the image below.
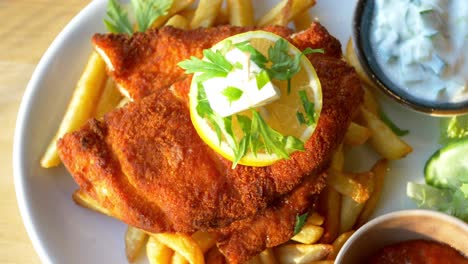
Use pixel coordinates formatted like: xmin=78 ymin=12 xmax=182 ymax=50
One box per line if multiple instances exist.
xmin=59 ymin=23 xmax=363 ymax=263
xmin=216 ymin=173 xmax=327 ymax=264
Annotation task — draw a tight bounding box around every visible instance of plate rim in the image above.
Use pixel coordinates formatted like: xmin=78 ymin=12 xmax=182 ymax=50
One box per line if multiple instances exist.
xmin=13 ymin=1 xmax=104 ymax=263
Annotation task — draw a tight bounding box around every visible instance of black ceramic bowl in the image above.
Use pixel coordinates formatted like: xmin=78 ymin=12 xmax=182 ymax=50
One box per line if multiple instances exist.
xmin=352 ymin=0 xmax=468 ymax=116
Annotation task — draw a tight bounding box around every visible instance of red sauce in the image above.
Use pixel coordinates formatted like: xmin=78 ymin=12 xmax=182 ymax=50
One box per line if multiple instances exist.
xmin=368 ymin=239 xmax=468 ymax=264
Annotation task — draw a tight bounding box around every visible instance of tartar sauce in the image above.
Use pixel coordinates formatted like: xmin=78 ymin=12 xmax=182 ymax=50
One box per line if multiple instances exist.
xmin=371 ymin=0 xmax=467 ymax=103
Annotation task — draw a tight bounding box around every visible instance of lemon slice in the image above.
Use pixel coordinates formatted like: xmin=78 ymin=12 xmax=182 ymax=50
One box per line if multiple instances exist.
xmin=189 ymin=31 xmax=322 ymax=167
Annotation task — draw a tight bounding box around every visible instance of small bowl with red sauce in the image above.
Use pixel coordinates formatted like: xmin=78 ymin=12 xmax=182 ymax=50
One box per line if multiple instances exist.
xmin=335 ymin=210 xmax=468 ymax=263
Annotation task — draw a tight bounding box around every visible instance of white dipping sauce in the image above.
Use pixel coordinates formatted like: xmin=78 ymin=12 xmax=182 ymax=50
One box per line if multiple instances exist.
xmin=371 ymin=0 xmax=467 ymax=103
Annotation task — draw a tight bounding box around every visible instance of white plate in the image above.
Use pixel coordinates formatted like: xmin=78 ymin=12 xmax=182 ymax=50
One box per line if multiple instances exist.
xmin=13 ymin=0 xmax=440 ymax=263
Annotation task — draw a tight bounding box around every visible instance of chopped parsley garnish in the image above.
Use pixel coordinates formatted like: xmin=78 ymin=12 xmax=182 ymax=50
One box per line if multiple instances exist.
xmin=293 ymin=212 xmax=309 ymax=235
xmin=222 ymin=86 xmax=244 ymax=104
xmin=178 ymin=49 xmax=233 ymax=82
xmin=296 ymin=90 xmax=317 ymax=126
xmin=104 ymin=0 xmax=172 ymax=34
xmin=379 ymin=110 xmax=409 ymax=136
xmin=256 ymin=70 xmax=270 ymax=90
xmin=235 ymin=41 xmax=269 ymax=68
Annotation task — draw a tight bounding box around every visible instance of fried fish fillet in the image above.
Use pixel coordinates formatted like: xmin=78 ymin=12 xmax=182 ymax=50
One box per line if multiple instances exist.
xmin=58 ymin=24 xmax=362 ymax=263
xmin=93 ymin=25 xmax=290 ymax=100
xmin=92 ymin=24 xmax=341 ymax=101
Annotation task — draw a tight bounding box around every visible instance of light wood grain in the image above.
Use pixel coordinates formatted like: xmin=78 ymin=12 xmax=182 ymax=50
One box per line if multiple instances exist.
xmin=0 ymin=1 xmax=89 ymax=263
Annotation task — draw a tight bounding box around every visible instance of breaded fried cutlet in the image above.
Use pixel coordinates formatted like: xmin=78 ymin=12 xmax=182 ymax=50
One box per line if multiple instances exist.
xmin=58 ymin=23 xmax=363 ymax=263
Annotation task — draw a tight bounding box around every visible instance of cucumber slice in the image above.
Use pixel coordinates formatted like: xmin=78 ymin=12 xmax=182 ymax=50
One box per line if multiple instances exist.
xmin=427 ymin=54 xmax=446 ymax=75
xmin=424 ymin=138 xmax=468 ymax=189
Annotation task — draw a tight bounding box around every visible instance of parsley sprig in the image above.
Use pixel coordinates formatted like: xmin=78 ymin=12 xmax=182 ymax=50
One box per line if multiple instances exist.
xmin=296 ymin=90 xmax=317 ymax=126
xmin=104 ymin=0 xmax=172 ymax=34
xmin=293 ymin=212 xmax=309 ymax=235
xmin=179 ymin=49 xmax=233 ymax=82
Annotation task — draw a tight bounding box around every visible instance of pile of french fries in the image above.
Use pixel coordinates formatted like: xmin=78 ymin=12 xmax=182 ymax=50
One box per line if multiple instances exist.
xmin=42 ymin=0 xmax=413 ymax=263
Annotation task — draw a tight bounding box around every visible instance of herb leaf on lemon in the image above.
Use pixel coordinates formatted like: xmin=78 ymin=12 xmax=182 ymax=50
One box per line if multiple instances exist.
xmin=267 ymin=41 xmax=324 ymax=94
xmin=178 ymin=49 xmax=234 ymax=83
xmin=235 ymin=41 xmax=269 ymax=67
xmin=222 ymin=87 xmax=244 ymax=104
xmin=297 ymin=90 xmax=317 ymax=126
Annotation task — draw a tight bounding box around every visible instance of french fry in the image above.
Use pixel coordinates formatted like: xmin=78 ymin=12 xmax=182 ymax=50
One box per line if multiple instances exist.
xmin=330 ymin=144 xmax=344 ymax=171
xmin=192 ymin=231 xmax=217 ymax=253
xmin=153 ymin=233 xmax=204 ymax=264
xmin=339 ymin=195 xmax=365 ymax=234
xmin=95 ymin=78 xmax=122 ymax=119
xmin=190 ymin=0 xmax=223 ymax=28
xmin=344 ymin=38 xmax=378 ymax=90
xmin=277 ymin=0 xmax=293 ymax=27
xmin=274 ymin=244 xmax=333 ymax=264
xmin=327 ymin=230 xmax=355 ymax=260
xmin=214 ymin=6 xmax=230 ymax=26
xmin=246 ymin=255 xmax=262 ymax=264
xmin=117 ymin=96 xmax=131 ymax=108
xmin=257 ymin=0 xmax=290 ymax=26
xmin=151 ymin=0 xmax=195 ymax=28
xmin=355 ymin=159 xmax=389 ymax=227
xmin=291 ymin=212 xmax=325 ymax=243
xmin=291 ymin=224 xmax=324 ymax=244
xmin=344 ymin=122 xmax=371 ymax=146
xmin=72 ymin=189 xmax=112 ymax=217
xmin=40 ymin=51 xmax=107 ymax=168
xmin=165 ymin=15 xmax=189 ymax=29
xmin=327 ymin=170 xmax=374 ymax=203
xmin=293 ymin=10 xmax=312 ymax=31
xmin=147 ymin=236 xmax=174 ymax=264
xmin=259 ymin=248 xmax=279 ymax=264
xmin=318 ymin=186 xmax=341 ymax=243
xmin=360 ymin=107 xmax=413 ymax=159
xmin=171 ymin=230 xmax=216 ymax=264
xmin=362 ymin=85 xmax=379 ymax=115
xmin=172 ymin=252 xmax=189 ymax=264
xmin=178 ymin=8 xmax=196 ymax=23
xmin=125 ymin=226 xmax=148 ymax=263
xmin=257 ymin=0 xmax=316 ymax=26
xmin=205 ymin=247 xmax=225 ymax=264
xmin=306 ymin=212 xmax=325 ymax=226
xmin=161 ymin=231 xmax=216 ymax=264
xmin=227 ymin=0 xmax=254 ymax=26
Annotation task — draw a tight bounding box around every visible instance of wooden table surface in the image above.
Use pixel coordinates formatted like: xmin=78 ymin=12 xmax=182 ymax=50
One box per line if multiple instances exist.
xmin=0 ymin=1 xmax=89 ymax=263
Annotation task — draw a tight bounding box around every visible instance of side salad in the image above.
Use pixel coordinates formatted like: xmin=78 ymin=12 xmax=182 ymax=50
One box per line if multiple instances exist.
xmin=407 ymin=115 xmax=468 ymax=221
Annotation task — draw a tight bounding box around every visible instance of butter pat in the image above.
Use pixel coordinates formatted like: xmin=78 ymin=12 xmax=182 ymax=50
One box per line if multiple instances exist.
xmin=203 ymin=48 xmax=280 ymax=117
